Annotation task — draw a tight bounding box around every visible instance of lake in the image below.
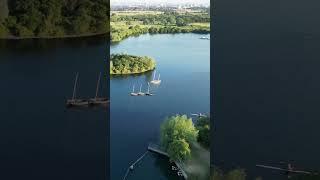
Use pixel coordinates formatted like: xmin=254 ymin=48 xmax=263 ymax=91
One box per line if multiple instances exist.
xmin=110 ymin=33 xmax=210 ymax=180
xmin=213 ymin=0 xmax=320 ymax=179
xmin=0 ymin=37 xmax=109 ymax=180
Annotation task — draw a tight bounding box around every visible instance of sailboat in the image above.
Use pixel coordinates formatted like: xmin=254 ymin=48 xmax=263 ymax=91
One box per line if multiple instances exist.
xmin=130 ymin=84 xmax=138 ymax=96
xmin=191 ymin=113 xmax=207 ymax=118
xmin=66 ymin=73 xmax=88 ymax=107
xmin=145 ymin=82 xmax=154 ymax=96
xmin=137 ymin=84 xmax=145 ymax=96
xmin=150 ymin=71 xmax=161 ymax=84
xmin=89 ymin=72 xmax=109 ymax=105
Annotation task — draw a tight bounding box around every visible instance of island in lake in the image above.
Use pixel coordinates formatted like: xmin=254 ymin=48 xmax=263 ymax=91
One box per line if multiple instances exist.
xmin=110 ymin=53 xmax=156 ymax=75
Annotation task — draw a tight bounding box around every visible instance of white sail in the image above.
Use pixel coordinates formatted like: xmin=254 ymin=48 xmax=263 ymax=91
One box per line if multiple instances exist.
xmin=153 ymin=71 xmax=156 ymax=80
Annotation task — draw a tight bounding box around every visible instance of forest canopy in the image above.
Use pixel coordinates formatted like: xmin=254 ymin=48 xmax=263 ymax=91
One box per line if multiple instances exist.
xmin=0 ymin=0 xmax=109 ymax=38
xmin=110 ymin=53 xmax=156 ymax=75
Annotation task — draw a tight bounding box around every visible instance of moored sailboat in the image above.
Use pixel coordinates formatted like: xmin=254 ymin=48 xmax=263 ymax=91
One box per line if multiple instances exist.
xmin=130 ymin=84 xmax=138 ymax=96
xmin=150 ymin=71 xmax=161 ymax=84
xmin=89 ymin=72 xmax=109 ymax=105
xmin=137 ymin=84 xmax=145 ymax=96
xmin=145 ymin=82 xmax=154 ymax=96
xmin=66 ymin=73 xmax=89 ymax=107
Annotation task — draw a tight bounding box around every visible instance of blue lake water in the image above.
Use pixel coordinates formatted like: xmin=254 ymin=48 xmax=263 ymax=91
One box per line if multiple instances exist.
xmin=110 ymin=33 xmax=210 ymax=180
xmin=0 ymin=37 xmax=108 ymax=180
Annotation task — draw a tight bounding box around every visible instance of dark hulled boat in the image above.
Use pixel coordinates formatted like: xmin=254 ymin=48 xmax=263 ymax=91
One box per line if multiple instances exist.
xmin=89 ymin=72 xmax=109 ymax=106
xmin=66 ymin=73 xmax=89 ymax=107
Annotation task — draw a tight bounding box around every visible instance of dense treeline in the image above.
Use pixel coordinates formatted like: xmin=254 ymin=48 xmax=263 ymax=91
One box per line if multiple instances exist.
xmin=110 ymin=54 xmax=156 ymax=74
xmin=0 ymin=0 xmax=108 ymax=38
xmin=111 ymin=11 xmax=210 ymax=42
xmin=111 ymin=11 xmax=210 ymax=26
xmin=111 ymin=23 xmax=209 ymax=42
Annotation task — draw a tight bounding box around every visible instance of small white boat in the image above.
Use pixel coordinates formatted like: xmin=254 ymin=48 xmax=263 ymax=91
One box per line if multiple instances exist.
xmin=191 ymin=113 xmax=207 ymax=117
xmin=137 ymin=84 xmax=145 ymax=96
xmin=200 ymin=36 xmax=210 ymax=40
xmin=145 ymin=82 xmax=154 ymax=96
xmin=130 ymin=84 xmax=138 ymax=96
xmin=150 ymin=71 xmax=161 ymax=85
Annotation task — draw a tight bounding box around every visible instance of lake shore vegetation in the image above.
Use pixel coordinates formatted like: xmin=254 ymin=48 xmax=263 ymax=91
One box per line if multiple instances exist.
xmin=110 ymin=53 xmax=156 ymax=75
xmin=111 ymin=10 xmax=210 ymax=42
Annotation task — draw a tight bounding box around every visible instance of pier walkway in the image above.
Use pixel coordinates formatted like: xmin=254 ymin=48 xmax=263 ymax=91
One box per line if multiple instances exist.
xmin=147 ymin=143 xmax=188 ymax=179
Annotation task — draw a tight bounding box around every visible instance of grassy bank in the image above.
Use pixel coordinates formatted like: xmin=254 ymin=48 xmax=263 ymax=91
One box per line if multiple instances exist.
xmin=181 ymin=142 xmax=210 ymax=180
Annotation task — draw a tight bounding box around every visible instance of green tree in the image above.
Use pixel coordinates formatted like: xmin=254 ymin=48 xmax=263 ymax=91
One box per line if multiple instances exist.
xmin=160 ymin=115 xmax=198 ymax=161
xmin=176 ymin=17 xmax=186 ymax=26
xmin=167 ymin=139 xmax=191 ymax=161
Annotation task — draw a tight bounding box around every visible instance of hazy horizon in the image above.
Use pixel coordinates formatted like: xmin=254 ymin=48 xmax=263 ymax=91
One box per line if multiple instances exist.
xmin=111 ymin=0 xmax=210 ymax=6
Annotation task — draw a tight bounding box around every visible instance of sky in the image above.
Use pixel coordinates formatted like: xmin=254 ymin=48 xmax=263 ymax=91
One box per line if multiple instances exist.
xmin=111 ymin=0 xmax=210 ymax=6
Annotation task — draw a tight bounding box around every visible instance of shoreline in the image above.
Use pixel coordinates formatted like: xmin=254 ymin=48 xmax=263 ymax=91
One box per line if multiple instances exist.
xmin=111 ymin=31 xmax=210 ymax=43
xmin=0 ymin=32 xmax=108 ymax=40
xmin=110 ymin=68 xmax=155 ymax=75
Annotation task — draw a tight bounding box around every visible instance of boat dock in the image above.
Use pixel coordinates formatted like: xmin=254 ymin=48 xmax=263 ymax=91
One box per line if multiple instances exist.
xmin=147 ymin=143 xmax=169 ymax=157
xmin=147 ymin=143 xmax=188 ymax=179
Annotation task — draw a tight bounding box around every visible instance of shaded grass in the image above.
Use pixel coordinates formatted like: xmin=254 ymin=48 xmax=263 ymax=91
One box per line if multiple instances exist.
xmin=180 ymin=142 xmax=210 ymax=180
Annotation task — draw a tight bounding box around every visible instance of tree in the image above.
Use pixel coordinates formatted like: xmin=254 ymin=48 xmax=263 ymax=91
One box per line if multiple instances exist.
xmin=176 ymin=17 xmax=186 ymax=26
xmin=196 ymin=117 xmax=210 ymax=148
xmin=167 ymin=139 xmax=191 ymax=161
xmin=160 ymin=115 xmax=198 ymax=161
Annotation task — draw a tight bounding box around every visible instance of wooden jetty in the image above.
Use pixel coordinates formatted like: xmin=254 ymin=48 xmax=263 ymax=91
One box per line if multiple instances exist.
xmin=147 ymin=143 xmax=188 ymax=179
xmin=89 ymin=72 xmax=109 ymax=105
xmin=66 ymin=73 xmax=89 ymax=107
xmin=147 ymin=143 xmax=169 ymax=157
